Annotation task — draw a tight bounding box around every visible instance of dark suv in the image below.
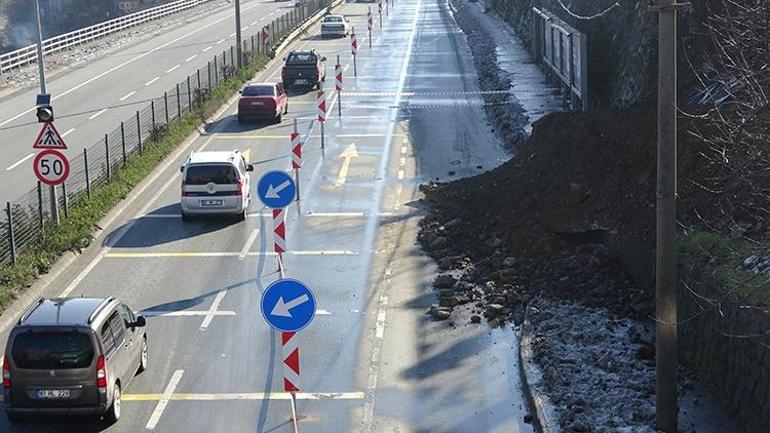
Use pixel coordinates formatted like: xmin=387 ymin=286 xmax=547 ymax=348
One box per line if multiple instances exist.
xmin=2 ymin=298 xmax=147 ymax=423
xmin=281 ymin=49 xmax=327 ymax=90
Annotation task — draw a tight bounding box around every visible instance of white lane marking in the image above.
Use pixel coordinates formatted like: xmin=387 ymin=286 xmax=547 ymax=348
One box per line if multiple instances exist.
xmin=166 ymin=65 xmax=180 ymax=74
xmin=250 ymin=20 xmax=258 ymax=25
xmin=104 ymin=251 xmax=358 ymax=258
xmin=6 ymin=153 xmax=35 ymax=171
xmin=203 ymin=45 xmax=213 ymax=52
xmin=126 ymin=392 xmax=365 ymax=401
xmin=145 ymin=77 xmax=160 ymax=86
xmin=146 ymin=370 xmax=184 ymax=430
xmin=216 ymin=38 xmax=226 ymax=44
xmin=397 ymin=169 xmax=404 ymax=180
xmin=0 ymin=4 xmax=260 ymax=129
xmin=140 ymin=310 xmax=235 ymax=317
xmin=200 ymin=290 xmax=227 ymax=330
xmin=229 ymin=32 xmax=236 ymax=37
xmin=119 ymin=91 xmax=136 ymax=101
xmin=375 ymin=310 xmax=387 ymax=339
xmin=88 ymin=108 xmax=108 ymax=120
xmin=316 ymin=309 xmax=332 ymax=315
xmin=239 ymin=229 xmax=260 ymax=260
xmin=61 ymin=128 xmax=76 ymax=138
xmin=306 ymin=212 xmax=365 ymax=217
xmin=241 ymin=26 xmax=248 ymax=31
xmin=185 ymin=54 xmax=198 ymax=62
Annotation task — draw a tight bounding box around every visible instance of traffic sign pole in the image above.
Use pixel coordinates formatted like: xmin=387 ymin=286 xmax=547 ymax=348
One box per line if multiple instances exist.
xmin=335 ymin=56 xmax=343 ymax=117
xmin=367 ymin=8 xmax=373 ymax=48
xmin=351 ymin=27 xmax=358 ymax=77
xmin=292 ymin=119 xmax=301 ymax=202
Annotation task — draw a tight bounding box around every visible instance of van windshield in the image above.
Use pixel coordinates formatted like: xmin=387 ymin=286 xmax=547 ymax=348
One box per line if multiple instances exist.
xmin=185 ymin=164 xmax=238 ymax=185
xmin=12 ymin=331 xmax=94 ymax=369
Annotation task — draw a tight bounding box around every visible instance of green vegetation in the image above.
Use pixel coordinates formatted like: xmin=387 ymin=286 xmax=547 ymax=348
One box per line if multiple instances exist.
xmin=0 ymin=53 xmax=270 ymax=314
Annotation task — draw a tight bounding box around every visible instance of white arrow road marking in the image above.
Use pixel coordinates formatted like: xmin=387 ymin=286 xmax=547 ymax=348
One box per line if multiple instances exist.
xmin=335 ymin=143 xmax=360 ymax=187
xmin=271 ymin=294 xmax=310 ymax=318
xmin=266 ymin=180 xmax=292 ymax=199
xmin=6 ymin=153 xmax=34 ymax=171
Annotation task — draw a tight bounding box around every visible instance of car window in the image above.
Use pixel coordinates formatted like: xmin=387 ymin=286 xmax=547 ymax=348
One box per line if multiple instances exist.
xmin=185 ymin=164 xmax=239 ymax=185
xmin=11 ymin=331 xmax=94 ymax=369
xmin=119 ymin=305 xmax=135 ymax=328
xmin=286 ymin=53 xmax=317 ymax=65
xmin=242 ymin=85 xmax=275 ymax=96
xmin=108 ymin=311 xmax=125 ymax=346
xmin=101 ymin=321 xmax=116 ymax=354
xmin=325 ymin=16 xmax=343 ymax=22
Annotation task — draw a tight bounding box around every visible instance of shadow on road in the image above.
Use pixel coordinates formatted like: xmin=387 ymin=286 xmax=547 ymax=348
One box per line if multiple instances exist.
xmin=0 ymin=414 xmax=114 ymax=433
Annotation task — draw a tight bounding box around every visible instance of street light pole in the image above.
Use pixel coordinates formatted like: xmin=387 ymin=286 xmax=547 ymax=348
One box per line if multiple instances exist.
xmin=235 ymin=0 xmax=243 ymax=69
xmin=34 ymin=0 xmax=59 ymax=226
xmin=655 ymin=0 xmax=678 ymax=431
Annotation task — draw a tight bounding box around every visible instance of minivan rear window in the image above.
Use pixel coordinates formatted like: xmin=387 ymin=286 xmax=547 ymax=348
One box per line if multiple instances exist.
xmin=185 ymin=164 xmax=238 ymax=185
xmin=242 ymin=85 xmax=275 ymax=96
xmin=12 ymin=332 xmax=94 ymax=369
xmin=286 ymin=53 xmax=316 ymax=65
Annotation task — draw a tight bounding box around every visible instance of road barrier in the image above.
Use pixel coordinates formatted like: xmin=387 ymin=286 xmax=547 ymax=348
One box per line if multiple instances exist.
xmin=0 ymin=0 xmax=335 ymax=267
xmin=0 ymin=0 xmax=212 ymax=75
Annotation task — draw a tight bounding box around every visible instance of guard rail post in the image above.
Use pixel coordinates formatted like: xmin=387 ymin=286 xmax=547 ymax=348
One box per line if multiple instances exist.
xmin=151 ymin=100 xmax=156 ymax=131
xmin=164 ymin=91 xmax=170 ymax=123
xmin=136 ymin=111 xmax=143 ymax=154
xmin=62 ymin=182 xmax=69 ymax=219
xmin=214 ymin=56 xmax=219 ymax=85
xmin=121 ymin=122 xmax=127 ymax=166
xmin=37 ymin=181 xmax=44 ymax=229
xmin=84 ymin=148 xmax=91 ymax=199
xmin=196 ymin=70 xmax=202 ymax=103
xmin=207 ymin=61 xmax=212 ymax=89
xmin=187 ymin=76 xmax=192 ymax=111
xmin=251 ymin=35 xmax=255 ymax=54
xmin=105 ymin=134 xmax=112 ymax=181
xmin=6 ymin=202 xmax=16 ymax=265
xmin=230 ymin=46 xmax=235 ymax=68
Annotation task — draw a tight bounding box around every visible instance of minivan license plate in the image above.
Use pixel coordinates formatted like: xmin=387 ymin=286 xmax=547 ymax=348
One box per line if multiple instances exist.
xmin=294 ymin=79 xmax=308 ymax=85
xmin=37 ymin=389 xmax=70 ymax=399
xmin=200 ymin=199 xmax=223 ymax=207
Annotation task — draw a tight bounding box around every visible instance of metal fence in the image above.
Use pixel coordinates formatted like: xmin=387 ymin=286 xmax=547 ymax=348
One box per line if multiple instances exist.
xmin=0 ymin=0 xmax=212 ymax=74
xmin=532 ymin=7 xmax=588 ymax=111
xmin=0 ymin=0 xmax=332 ymax=267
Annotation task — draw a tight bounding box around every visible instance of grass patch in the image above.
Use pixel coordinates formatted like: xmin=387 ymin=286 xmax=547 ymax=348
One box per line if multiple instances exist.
xmin=0 ymin=53 xmax=270 ymax=315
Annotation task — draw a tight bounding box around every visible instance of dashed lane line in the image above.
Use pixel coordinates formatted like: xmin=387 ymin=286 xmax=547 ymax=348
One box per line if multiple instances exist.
xmin=5 ymin=153 xmax=35 ymax=171
xmin=203 ymin=45 xmax=213 ymax=52
xmin=125 ymin=392 xmax=365 ymax=401
xmin=145 ymin=77 xmax=160 ymax=86
xmin=185 ymin=54 xmax=198 ymax=62
xmin=166 ymin=65 xmax=181 ymax=74
xmin=88 ymin=108 xmax=108 ymax=120
xmin=119 ymin=91 xmax=136 ymax=101
xmin=140 ymin=310 xmax=236 ymax=317
xmin=61 ymin=128 xmax=76 ymax=138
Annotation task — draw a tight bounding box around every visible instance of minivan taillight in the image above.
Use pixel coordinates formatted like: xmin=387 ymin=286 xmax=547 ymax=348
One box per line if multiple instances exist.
xmin=181 ymin=180 xmax=188 ymax=197
xmin=235 ymin=179 xmax=244 ymax=196
xmin=96 ymin=355 xmax=107 ymax=388
xmin=3 ymin=357 xmax=11 ymax=388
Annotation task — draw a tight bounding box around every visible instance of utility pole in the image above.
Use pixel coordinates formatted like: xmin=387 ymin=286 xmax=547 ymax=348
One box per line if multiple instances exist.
xmin=34 ymin=0 xmax=59 ymax=227
xmin=655 ymin=0 xmax=678 ymax=431
xmin=235 ymin=0 xmax=243 ymax=69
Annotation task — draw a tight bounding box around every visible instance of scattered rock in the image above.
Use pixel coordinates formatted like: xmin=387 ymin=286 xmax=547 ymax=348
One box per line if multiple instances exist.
xmin=434 ymin=274 xmax=457 ymax=289
xmin=470 ymin=315 xmax=482 ymax=324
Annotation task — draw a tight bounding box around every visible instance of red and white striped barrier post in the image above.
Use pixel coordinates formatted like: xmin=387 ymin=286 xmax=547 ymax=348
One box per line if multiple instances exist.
xmin=317 ymin=90 xmax=327 ymax=149
xmin=378 ymin=0 xmax=383 ymax=28
xmin=291 ymin=119 xmax=302 ymax=202
xmin=282 ymin=331 xmax=300 ymax=432
xmin=367 ymin=8 xmax=373 ymax=48
xmin=335 ymin=55 xmax=343 ymax=117
xmin=262 ymin=26 xmax=270 ymax=48
xmin=273 ymin=208 xmax=286 ymax=274
xmin=351 ymin=27 xmax=358 ymax=76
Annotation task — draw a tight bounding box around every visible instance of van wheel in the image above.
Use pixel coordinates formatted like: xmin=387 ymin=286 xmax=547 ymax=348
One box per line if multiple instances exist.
xmin=181 ymin=212 xmax=191 ymax=222
xmin=138 ymin=337 xmax=148 ymax=374
xmin=238 ymin=211 xmax=246 ymax=222
xmin=105 ymin=384 xmax=121 ymax=423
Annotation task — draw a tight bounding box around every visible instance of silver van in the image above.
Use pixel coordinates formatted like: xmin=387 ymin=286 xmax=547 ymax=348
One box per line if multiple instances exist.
xmin=180 ymin=150 xmax=254 ymax=221
xmin=2 ymin=298 xmax=147 ymax=424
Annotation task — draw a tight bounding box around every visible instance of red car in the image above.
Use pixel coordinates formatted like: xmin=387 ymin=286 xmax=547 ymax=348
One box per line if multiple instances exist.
xmin=237 ymin=82 xmax=288 ymax=123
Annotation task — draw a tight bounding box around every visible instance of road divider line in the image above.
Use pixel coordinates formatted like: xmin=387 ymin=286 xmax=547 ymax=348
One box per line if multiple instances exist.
xmin=239 ymin=228 xmax=260 ymax=260
xmin=145 ymin=77 xmax=160 ymax=86
xmin=203 ymin=45 xmax=213 ymax=52
xmin=229 ymin=32 xmax=236 ymax=37
xmin=216 ymin=38 xmax=225 ymax=44
xmin=61 ymin=128 xmax=76 ymax=138
xmin=146 ymin=370 xmax=184 ymax=430
xmin=213 ymin=133 xmax=403 ymax=140
xmin=166 ymin=65 xmax=180 ymax=74
xmin=119 ymin=91 xmax=136 ymax=101
xmin=125 ymin=391 xmax=365 ymax=401
xmin=185 ymin=54 xmax=198 ymax=62
xmin=140 ymin=310 xmax=236 ymax=317
xmin=200 ymin=290 xmax=227 ymax=330
xmin=104 ymin=251 xmax=358 ymax=258
xmin=88 ymin=108 xmax=108 ymax=120
xmin=5 ymin=153 xmax=35 ymax=171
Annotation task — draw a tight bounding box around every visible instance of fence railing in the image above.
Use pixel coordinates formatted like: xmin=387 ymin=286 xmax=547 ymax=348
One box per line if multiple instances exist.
xmin=0 ymin=0 xmax=333 ymax=267
xmin=0 ymin=0 xmax=212 ymax=74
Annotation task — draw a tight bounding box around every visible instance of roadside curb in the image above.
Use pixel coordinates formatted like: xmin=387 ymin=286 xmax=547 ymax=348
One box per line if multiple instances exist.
xmin=519 ymin=304 xmax=562 ymax=433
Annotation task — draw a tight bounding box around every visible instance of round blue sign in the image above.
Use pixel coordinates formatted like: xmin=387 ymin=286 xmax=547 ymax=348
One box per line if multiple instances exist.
xmin=260 ymin=279 xmax=316 ymax=332
xmin=257 ymin=171 xmax=296 ymax=208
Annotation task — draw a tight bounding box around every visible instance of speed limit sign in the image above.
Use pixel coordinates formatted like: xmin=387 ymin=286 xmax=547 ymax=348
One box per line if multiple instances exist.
xmin=33 ymin=149 xmax=70 ymax=186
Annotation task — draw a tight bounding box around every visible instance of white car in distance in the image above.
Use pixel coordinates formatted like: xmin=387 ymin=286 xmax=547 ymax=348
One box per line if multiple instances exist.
xmin=321 ymin=15 xmax=350 ymax=38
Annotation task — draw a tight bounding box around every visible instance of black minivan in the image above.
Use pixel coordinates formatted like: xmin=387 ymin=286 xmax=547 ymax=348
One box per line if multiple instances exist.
xmin=2 ymin=297 xmax=147 ymax=423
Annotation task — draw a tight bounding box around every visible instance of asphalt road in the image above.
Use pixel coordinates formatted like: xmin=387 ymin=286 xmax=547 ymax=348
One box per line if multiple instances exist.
xmin=0 ymin=0 xmax=533 ymax=431
xmin=0 ymin=0 xmax=291 ymax=205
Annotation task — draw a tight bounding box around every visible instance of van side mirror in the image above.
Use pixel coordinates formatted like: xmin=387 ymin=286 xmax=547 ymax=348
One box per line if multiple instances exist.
xmin=179 ymin=166 xmax=184 ymax=173
xmin=246 ymin=164 xmax=255 ymax=172
xmin=133 ymin=316 xmax=147 ymax=327
xmin=238 ymin=90 xmax=242 ymax=94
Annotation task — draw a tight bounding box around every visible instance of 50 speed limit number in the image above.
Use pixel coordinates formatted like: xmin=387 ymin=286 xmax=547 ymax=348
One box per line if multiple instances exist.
xmin=34 ymin=150 xmax=70 ymax=186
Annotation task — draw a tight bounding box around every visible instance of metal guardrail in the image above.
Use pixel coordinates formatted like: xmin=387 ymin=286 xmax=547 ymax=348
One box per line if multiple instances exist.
xmin=0 ymin=0 xmax=211 ymax=74
xmin=0 ymin=0 xmax=333 ymax=267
